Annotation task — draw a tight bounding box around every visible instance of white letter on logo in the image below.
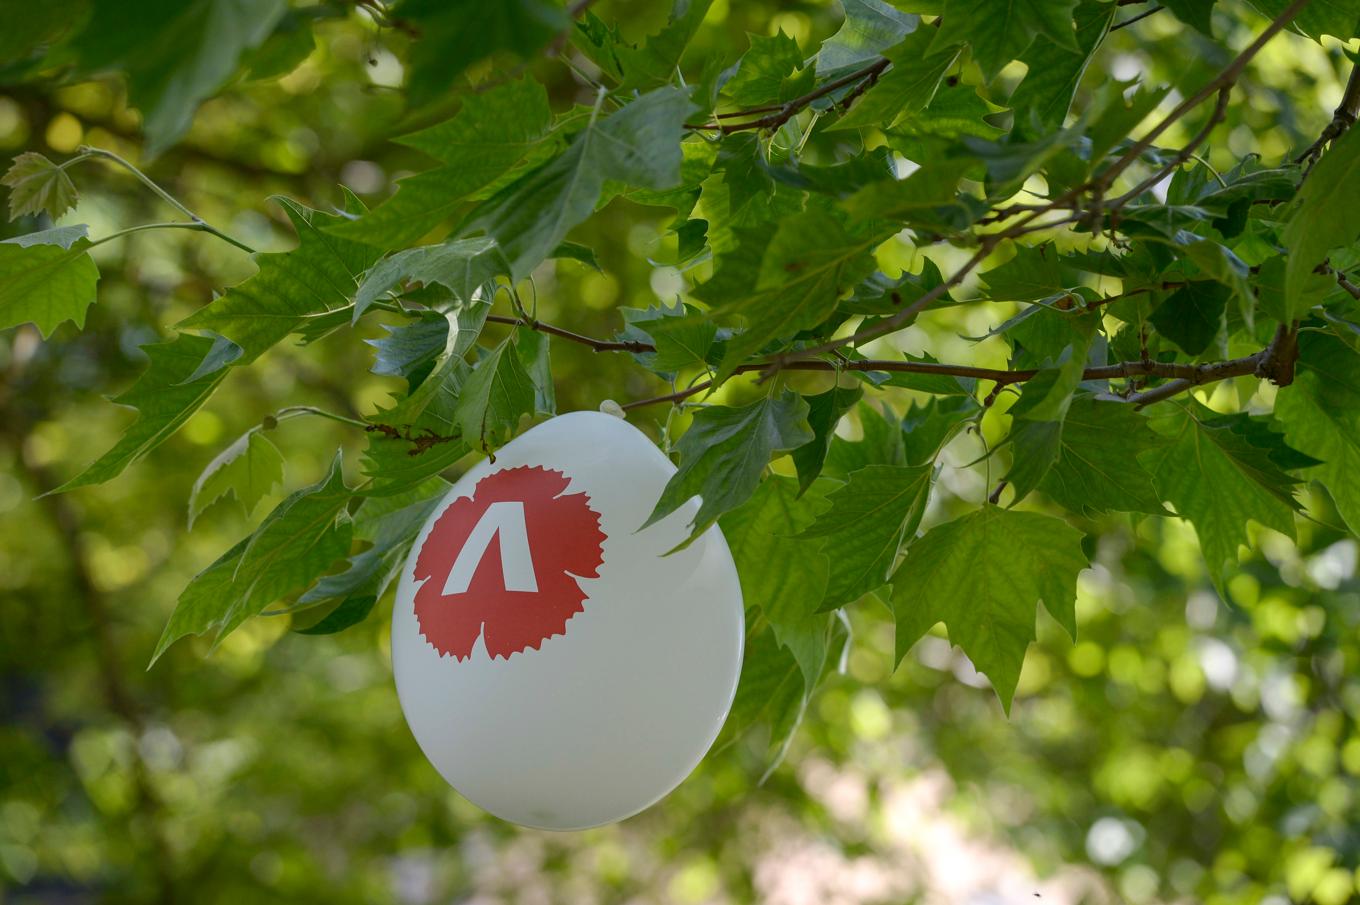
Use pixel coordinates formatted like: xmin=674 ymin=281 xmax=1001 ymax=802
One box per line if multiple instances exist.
xmin=442 ymin=501 xmax=539 ymax=595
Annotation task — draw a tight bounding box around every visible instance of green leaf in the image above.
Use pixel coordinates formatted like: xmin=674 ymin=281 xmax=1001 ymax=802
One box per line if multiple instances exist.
xmin=179 ymin=198 xmax=382 ymax=363
xmin=0 ymin=1 xmax=73 ymax=66
xmin=455 ymin=337 xmax=537 ymax=451
xmin=791 ymin=384 xmax=863 ymax=493
xmin=67 ymin=0 xmax=288 ymax=155
xmin=981 ymin=245 xmax=1068 ymax=302
xmin=718 ymin=620 xmax=832 ymax=776
xmin=722 ymin=31 xmax=808 ymax=106
xmin=648 ymin=310 xmax=719 ymax=372
xmin=296 ymin=478 xmax=450 ymax=633
xmin=802 ymin=464 xmax=933 ymax=608
xmin=55 ymin=333 xmax=237 ymax=491
xmin=188 ymin=428 xmax=285 ymax=527
xmin=829 ymin=29 xmax=960 ymax=132
xmin=0 ymin=225 xmax=99 ymax=337
xmin=1284 ymin=126 xmax=1360 ymax=322
xmin=1008 ymin=3 xmax=1114 ymax=138
xmin=465 ymin=87 xmax=696 ymax=279
xmin=885 ymin=81 xmax=1006 ymax=148
xmin=1177 ymin=239 xmax=1257 ymax=330
xmin=397 ymin=0 xmax=567 ymax=104
xmin=367 ymin=312 xmax=453 ymax=388
xmin=720 ymin=475 xmax=832 ymax=688
xmin=353 ymin=237 xmax=509 ymax=321
xmin=1140 ymin=402 xmax=1299 ymax=592
xmin=2 ymin=151 xmax=78 ymax=220
xmin=644 ymin=389 xmax=814 ymax=543
xmin=1037 ymin=397 xmax=1169 ymax=516
xmin=1247 ymin=0 xmax=1360 ymax=42
xmin=361 ymin=305 xmax=494 ymax=495
xmin=1160 ymin=0 xmax=1215 ymax=33
xmin=696 ymin=209 xmax=884 ymax=379
xmin=901 ymin=395 xmax=978 ymax=465
xmin=816 ymin=0 xmax=917 ymax=76
xmin=932 ymin=0 xmax=1079 ymax=81
xmin=516 ymin=328 xmax=556 ymax=415
xmin=826 ymin=401 xmax=906 ymax=474
xmin=891 ymin=506 xmax=1087 ymax=712
xmin=152 ymin=452 xmax=353 ymax=664
xmin=624 ymin=0 xmax=714 ymax=87
xmin=1148 ymin=281 xmax=1228 ymax=356
xmin=331 ymin=79 xmax=554 ymax=249
xmin=841 ymin=158 xmax=974 ymax=226
xmin=1275 ymin=332 xmax=1360 ymax=535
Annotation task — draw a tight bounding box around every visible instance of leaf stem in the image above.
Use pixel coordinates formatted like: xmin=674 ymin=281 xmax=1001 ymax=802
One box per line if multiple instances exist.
xmin=74 ymin=145 xmax=256 ymax=254
xmin=86 ymin=221 xmax=227 ymax=249
xmin=274 ymin=405 xmax=370 ymax=429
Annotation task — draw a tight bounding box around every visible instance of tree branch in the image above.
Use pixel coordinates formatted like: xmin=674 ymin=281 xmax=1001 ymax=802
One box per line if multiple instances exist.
xmin=485 ymin=313 xmax=652 ymax=352
xmin=621 ymin=345 xmax=1294 ymax=410
xmin=1297 ymin=58 xmax=1360 ymax=164
xmin=685 ymin=58 xmax=891 ymax=134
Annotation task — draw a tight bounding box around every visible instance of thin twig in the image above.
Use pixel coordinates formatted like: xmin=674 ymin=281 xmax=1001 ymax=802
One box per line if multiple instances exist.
xmin=1108 ymin=86 xmax=1232 ymax=208
xmin=1297 ymin=60 xmax=1360 ymax=164
xmin=1111 ymin=5 xmax=1164 ymax=30
xmin=485 ymin=313 xmax=652 ymax=352
xmin=685 ymin=58 xmax=891 ymax=134
xmin=620 ymin=348 xmax=1284 ymax=410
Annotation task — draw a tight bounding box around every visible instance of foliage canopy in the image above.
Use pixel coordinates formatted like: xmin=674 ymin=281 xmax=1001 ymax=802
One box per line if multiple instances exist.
xmin=5 ymin=0 xmax=1360 ymax=900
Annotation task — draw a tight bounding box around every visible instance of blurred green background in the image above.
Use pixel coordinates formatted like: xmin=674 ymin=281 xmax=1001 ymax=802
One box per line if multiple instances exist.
xmin=2 ymin=2 xmax=1360 ymax=903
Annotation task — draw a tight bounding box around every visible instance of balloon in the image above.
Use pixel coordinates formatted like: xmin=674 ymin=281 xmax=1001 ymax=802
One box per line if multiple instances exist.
xmin=391 ymin=411 xmax=745 ymax=829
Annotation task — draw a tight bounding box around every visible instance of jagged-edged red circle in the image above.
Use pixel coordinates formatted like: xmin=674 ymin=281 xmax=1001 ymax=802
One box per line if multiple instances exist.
xmin=412 ymin=466 xmax=605 ymax=660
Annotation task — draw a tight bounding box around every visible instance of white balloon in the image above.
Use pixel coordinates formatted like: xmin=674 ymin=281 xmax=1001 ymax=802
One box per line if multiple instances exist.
xmin=391 ymin=411 xmax=744 ymax=829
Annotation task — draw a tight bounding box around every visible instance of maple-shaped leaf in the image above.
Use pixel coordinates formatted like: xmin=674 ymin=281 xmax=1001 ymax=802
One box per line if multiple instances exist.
xmin=179 ymin=197 xmax=381 ymax=363
xmin=801 ymin=464 xmax=932 ymax=608
xmin=791 ymin=384 xmax=863 ymax=493
xmin=412 ymin=466 xmax=605 ymax=660
xmin=464 ymin=86 xmax=696 ymax=280
xmin=720 ymin=475 xmax=832 ymax=690
xmin=0 ymin=225 xmax=99 ymax=337
xmin=1038 ymin=397 xmax=1169 ymax=516
xmin=188 ymin=428 xmax=285 ymax=527
xmin=891 ymin=506 xmax=1087 ymax=712
xmin=152 ymin=452 xmax=353 ymax=664
xmin=1275 ymin=332 xmax=1360 ymax=535
xmin=330 ymin=79 xmax=554 ymax=249
xmin=722 ymin=30 xmax=809 ymax=107
xmin=2 ymin=152 xmax=79 ymax=220
xmin=56 ymin=333 xmax=240 ymax=492
xmin=1140 ymin=401 xmax=1300 ymax=592
xmin=695 ymin=208 xmax=885 ymax=380
xmin=578 ymin=0 xmax=715 ymax=90
xmin=645 ymin=389 xmax=814 ymax=544
xmin=353 ymin=237 xmax=509 ymax=321
xmin=816 ymin=0 xmax=917 ymax=76
xmin=828 ymin=29 xmax=960 ymax=133
xmin=1283 ymin=126 xmax=1360 ymax=323
xmin=932 ymin=0 xmax=1079 ymax=82
xmin=297 ymin=478 xmax=451 ymax=636
xmin=66 ymin=0 xmax=287 ymax=156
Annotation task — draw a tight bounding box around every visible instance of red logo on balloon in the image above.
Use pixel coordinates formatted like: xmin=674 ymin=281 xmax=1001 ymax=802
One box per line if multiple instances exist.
xmin=412 ymin=466 xmax=606 ymax=660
